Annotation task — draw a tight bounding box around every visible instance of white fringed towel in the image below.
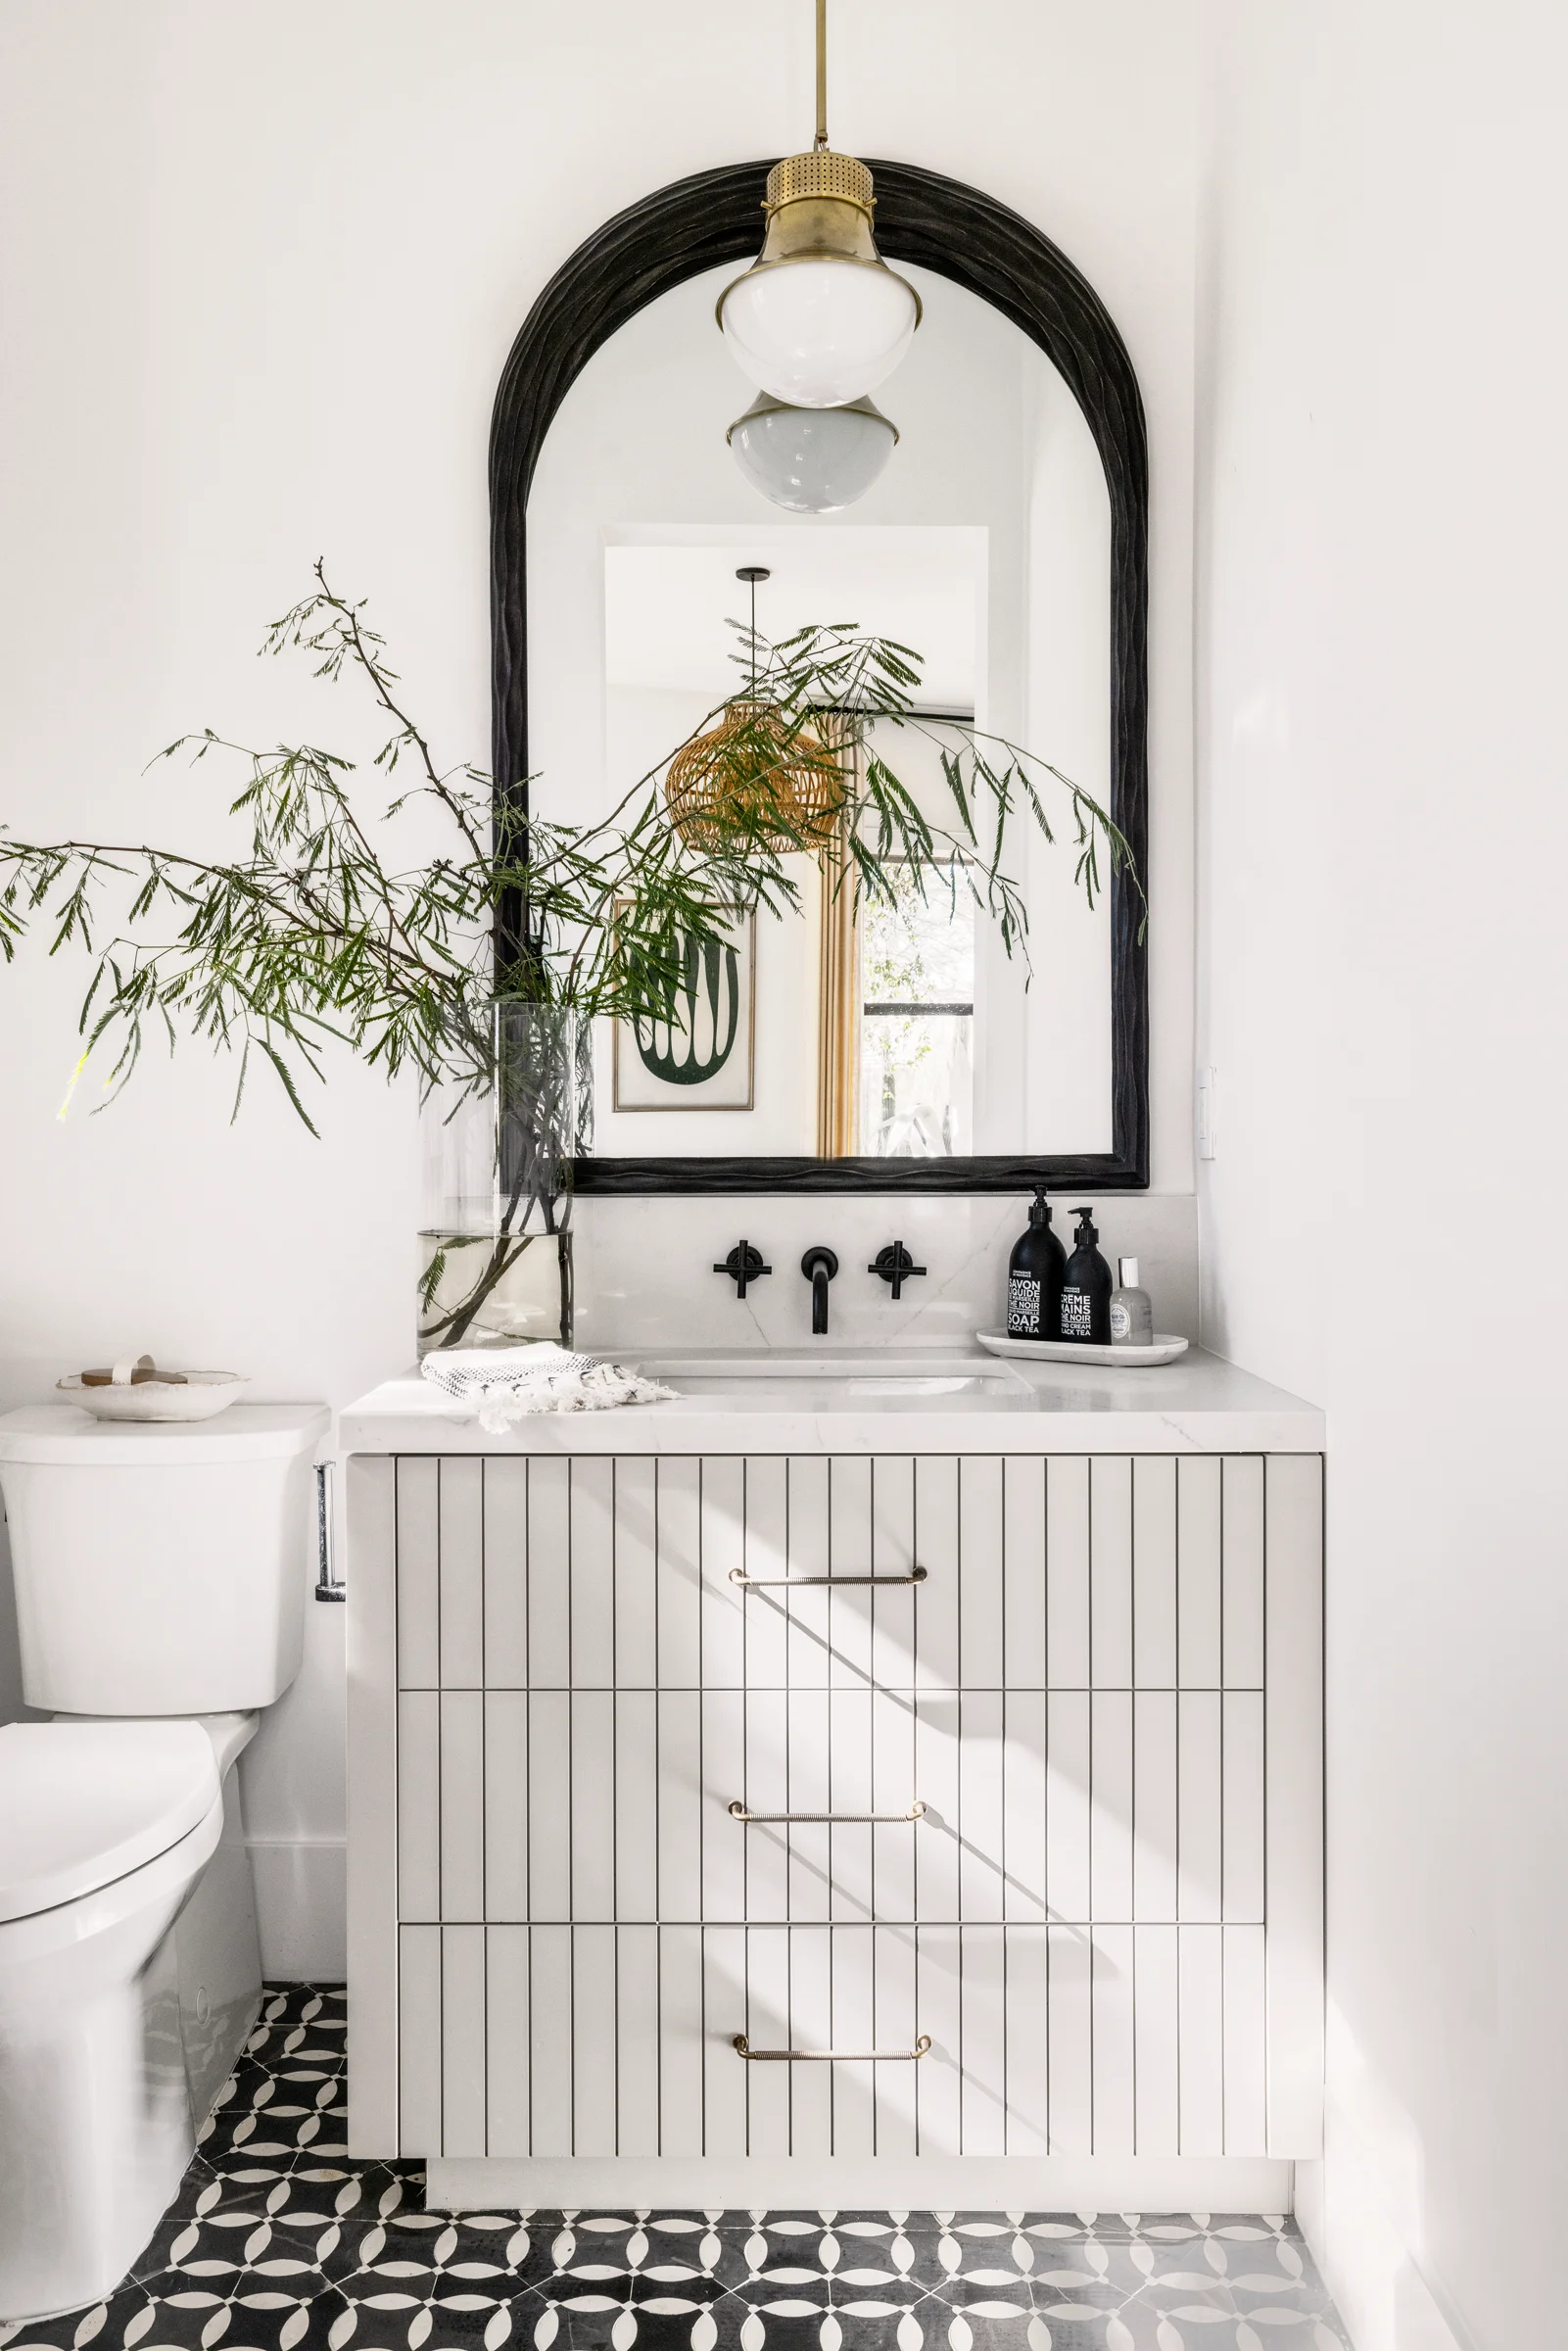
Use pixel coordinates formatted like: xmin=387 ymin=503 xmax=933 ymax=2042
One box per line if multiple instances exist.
xmin=420 ymin=1344 xmax=677 ymax=1432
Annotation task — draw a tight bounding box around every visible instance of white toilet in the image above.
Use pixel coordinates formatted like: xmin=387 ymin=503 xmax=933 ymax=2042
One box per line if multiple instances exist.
xmin=0 ymin=1402 xmax=328 ymax=2323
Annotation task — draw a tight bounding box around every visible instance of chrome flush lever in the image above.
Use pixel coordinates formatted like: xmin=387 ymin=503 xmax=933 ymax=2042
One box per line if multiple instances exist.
xmin=870 ymin=1240 xmax=927 ymax=1301
xmin=715 ymin=1240 xmax=772 ymax=1299
xmin=314 ymin=1462 xmax=344 ymax=1603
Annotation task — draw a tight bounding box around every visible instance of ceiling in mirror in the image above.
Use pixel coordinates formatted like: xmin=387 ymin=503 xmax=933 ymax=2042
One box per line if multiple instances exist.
xmin=603 ymin=534 xmax=982 ymax=713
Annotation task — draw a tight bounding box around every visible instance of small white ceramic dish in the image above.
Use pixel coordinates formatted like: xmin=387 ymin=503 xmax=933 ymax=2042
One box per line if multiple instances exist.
xmin=975 ymin=1329 xmax=1190 ymax=1367
xmin=56 ymin=1358 xmax=249 ymax=1422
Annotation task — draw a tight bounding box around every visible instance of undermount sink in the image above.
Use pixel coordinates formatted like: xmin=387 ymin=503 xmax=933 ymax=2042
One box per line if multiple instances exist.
xmin=626 ymin=1352 xmax=1034 ymax=1408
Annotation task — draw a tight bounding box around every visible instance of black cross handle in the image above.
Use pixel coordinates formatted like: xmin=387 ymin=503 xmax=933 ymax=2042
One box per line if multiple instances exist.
xmin=715 ymin=1240 xmax=772 ymax=1300
xmin=870 ymin=1241 xmax=928 ymax=1301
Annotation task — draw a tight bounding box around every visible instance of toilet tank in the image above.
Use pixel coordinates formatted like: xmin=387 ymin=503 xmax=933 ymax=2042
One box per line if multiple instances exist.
xmin=0 ymin=1406 xmax=330 ymax=1715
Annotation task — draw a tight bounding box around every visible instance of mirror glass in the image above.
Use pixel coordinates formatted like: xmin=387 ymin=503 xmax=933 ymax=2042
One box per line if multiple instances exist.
xmin=527 ymin=258 xmax=1115 ymax=1165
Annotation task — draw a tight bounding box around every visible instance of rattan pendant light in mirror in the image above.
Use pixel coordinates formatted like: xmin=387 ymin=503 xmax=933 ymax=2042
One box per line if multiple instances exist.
xmin=663 ymin=567 xmax=846 ymax=851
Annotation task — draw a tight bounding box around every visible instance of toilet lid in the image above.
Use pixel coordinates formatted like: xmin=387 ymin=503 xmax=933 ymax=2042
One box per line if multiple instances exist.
xmin=0 ymin=1720 xmax=219 ymax=1922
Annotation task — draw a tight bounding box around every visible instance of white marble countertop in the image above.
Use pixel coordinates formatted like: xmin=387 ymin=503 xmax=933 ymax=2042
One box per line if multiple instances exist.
xmin=340 ymin=1347 xmax=1323 ymax=1456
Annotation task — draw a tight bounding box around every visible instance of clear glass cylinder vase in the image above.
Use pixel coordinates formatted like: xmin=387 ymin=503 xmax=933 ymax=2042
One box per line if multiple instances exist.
xmin=416 ymin=1001 xmax=589 ymax=1357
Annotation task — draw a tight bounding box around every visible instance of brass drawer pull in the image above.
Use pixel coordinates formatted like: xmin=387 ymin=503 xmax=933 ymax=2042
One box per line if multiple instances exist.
xmin=728 ymin=1798 xmax=926 ymax=1824
xmin=729 ymin=1566 xmax=927 ymax=1588
xmin=734 ymin=2032 xmax=932 ymax=2063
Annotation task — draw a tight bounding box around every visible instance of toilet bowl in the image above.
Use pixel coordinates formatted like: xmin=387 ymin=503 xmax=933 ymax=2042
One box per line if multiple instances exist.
xmin=0 ymin=1403 xmax=329 ymax=2322
xmin=0 ymin=1722 xmax=222 ymax=2322
xmin=56 ymin=1706 xmax=269 ymax=2130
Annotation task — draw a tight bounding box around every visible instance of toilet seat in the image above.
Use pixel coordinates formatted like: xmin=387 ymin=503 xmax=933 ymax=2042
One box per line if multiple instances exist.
xmin=0 ymin=1721 xmax=219 ymax=1923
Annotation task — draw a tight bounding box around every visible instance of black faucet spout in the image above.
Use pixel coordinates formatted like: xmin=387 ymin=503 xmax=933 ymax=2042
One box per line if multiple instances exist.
xmin=800 ymin=1245 xmax=839 ymax=1335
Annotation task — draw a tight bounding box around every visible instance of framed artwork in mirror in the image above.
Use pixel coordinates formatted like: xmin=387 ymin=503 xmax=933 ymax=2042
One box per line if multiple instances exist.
xmin=611 ymin=905 xmax=756 ymax=1113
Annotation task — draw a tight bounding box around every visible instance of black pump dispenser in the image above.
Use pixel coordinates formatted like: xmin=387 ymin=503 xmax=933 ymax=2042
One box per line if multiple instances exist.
xmin=1060 ymin=1205 xmax=1113 ymax=1344
xmin=1006 ymin=1187 xmax=1066 ymax=1340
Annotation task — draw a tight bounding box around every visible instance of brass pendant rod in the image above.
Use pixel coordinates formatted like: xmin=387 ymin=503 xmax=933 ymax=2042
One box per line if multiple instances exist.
xmin=815 ymin=0 xmax=829 ymax=149
xmin=735 ymin=563 xmax=769 ymax=695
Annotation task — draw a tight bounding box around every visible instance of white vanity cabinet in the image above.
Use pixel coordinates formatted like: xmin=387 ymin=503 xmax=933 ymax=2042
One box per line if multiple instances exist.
xmin=346 ymin=1410 xmax=1323 ymax=2204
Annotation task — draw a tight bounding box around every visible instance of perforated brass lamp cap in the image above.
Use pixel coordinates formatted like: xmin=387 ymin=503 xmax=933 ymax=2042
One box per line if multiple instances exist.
xmin=765 ymin=149 xmax=876 ymax=216
xmin=718 ymin=148 xmax=921 ymax=410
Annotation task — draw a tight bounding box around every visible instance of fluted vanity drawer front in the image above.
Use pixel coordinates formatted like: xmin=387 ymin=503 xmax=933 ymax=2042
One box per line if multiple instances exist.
xmin=395 ymin=1919 xmax=1270 ymax=2160
xmin=393 ymin=1685 xmax=1250 ymax=1928
xmin=397 ymin=1682 xmax=1256 ymax=1929
xmin=390 ymin=1453 xmax=1265 ymax=1695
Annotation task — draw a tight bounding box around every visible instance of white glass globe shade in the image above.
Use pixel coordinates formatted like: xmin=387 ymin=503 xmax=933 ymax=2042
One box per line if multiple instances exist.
xmin=728 ymin=398 xmax=897 ymax=514
xmin=720 ymin=259 xmax=918 ymax=408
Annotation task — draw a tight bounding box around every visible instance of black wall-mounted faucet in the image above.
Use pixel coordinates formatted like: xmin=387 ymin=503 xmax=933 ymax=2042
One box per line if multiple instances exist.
xmin=715 ymin=1240 xmax=772 ymax=1300
xmin=870 ymin=1240 xmax=927 ymax=1301
xmin=801 ymin=1246 xmax=839 ymax=1335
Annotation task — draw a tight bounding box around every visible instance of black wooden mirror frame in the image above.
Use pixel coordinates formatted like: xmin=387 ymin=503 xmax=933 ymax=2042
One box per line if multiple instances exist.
xmin=492 ymin=158 xmax=1149 ymax=1192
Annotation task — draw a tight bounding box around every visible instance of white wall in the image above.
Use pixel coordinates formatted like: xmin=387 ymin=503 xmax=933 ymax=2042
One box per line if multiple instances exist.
xmin=0 ymin=0 xmax=1199 ymax=1975
xmin=1196 ymin=4 xmax=1568 ymax=2344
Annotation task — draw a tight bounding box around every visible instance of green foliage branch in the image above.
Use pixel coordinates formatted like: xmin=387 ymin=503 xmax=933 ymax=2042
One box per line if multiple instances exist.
xmin=0 ymin=563 xmax=1144 ymax=1343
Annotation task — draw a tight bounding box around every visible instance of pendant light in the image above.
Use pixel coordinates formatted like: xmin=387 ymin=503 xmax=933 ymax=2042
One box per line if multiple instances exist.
xmin=727 ymin=389 xmax=898 ymax=513
xmin=717 ymin=0 xmax=921 ymax=408
xmin=665 ymin=567 xmax=845 ymax=850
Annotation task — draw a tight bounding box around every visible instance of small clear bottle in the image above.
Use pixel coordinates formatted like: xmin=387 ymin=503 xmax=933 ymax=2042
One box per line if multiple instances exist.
xmin=1109 ymin=1256 xmax=1154 ymax=1345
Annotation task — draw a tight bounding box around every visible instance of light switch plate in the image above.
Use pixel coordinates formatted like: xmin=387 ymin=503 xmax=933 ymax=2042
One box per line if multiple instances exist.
xmin=1197 ymin=1065 xmax=1217 ymax=1160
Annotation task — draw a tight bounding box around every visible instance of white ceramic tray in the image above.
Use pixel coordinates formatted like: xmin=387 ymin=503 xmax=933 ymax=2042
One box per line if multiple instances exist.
xmin=57 ymin=1364 xmax=249 ymax=1421
xmin=976 ymin=1329 xmax=1190 ymax=1368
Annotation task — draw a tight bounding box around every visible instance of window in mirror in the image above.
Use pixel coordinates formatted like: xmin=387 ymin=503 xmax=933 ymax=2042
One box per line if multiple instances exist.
xmin=859 ymin=862 xmax=974 ymax=1159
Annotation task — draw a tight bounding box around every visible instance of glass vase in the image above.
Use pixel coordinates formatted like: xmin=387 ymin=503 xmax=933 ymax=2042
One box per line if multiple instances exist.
xmin=416 ymin=1001 xmax=589 ymax=1357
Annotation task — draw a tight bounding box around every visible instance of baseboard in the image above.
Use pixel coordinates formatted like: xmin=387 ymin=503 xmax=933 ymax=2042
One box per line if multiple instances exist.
xmin=426 ymin=2155 xmax=1293 ymax=2211
xmin=248 ymin=1838 xmax=347 ymax=1981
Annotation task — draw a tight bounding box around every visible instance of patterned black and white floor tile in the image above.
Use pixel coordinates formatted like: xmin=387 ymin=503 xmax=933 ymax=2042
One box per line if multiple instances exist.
xmin=1 ymin=1986 xmax=1352 ymax=2351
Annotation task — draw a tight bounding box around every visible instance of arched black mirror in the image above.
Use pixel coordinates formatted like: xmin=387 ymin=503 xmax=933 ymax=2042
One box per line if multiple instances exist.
xmin=492 ymin=159 xmax=1148 ymax=1191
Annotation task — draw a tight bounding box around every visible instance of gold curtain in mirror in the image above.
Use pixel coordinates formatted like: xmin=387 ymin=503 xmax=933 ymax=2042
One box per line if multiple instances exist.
xmin=816 ymin=717 xmax=860 ymax=1157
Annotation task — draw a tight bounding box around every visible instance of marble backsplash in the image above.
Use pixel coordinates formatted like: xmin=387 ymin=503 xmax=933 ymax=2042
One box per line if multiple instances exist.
xmin=571 ymin=1190 xmax=1198 ymax=1353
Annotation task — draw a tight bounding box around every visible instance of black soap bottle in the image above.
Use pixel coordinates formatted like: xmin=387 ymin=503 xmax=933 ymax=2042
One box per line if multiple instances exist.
xmin=1060 ymin=1206 xmax=1114 ymax=1344
xmin=1006 ymin=1188 xmax=1066 ymax=1339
